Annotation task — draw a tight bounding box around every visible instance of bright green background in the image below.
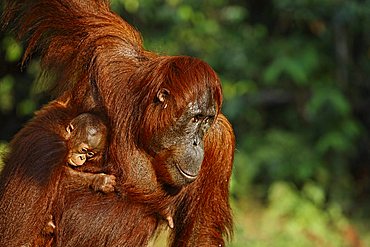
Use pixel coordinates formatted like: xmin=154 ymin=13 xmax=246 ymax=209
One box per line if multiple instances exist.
xmin=1 ymin=0 xmax=370 ymax=246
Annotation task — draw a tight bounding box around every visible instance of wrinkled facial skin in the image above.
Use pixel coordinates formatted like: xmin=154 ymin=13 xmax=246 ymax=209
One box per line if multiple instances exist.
xmin=150 ymin=91 xmax=216 ymax=187
xmin=67 ymin=143 xmax=97 ymax=167
xmin=65 ymin=114 xmax=107 ymax=167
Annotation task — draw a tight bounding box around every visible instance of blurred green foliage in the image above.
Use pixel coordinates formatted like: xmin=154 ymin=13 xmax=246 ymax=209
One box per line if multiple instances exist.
xmin=1 ymin=0 xmax=370 ymax=246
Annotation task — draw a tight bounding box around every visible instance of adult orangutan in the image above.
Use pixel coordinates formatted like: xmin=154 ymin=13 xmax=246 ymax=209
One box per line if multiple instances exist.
xmin=0 ymin=0 xmax=235 ymax=246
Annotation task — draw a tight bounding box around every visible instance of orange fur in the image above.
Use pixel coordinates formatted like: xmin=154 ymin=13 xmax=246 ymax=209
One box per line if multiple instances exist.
xmin=0 ymin=1 xmax=235 ymax=246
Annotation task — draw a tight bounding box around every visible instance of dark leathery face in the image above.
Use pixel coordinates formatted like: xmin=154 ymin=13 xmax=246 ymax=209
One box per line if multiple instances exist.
xmin=150 ymin=90 xmax=216 ymax=187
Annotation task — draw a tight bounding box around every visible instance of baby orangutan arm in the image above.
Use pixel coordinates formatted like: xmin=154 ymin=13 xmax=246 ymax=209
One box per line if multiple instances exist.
xmin=64 ymin=166 xmax=116 ymax=193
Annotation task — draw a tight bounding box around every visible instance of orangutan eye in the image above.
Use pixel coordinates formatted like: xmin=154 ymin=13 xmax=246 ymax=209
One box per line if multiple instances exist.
xmin=204 ymin=116 xmax=215 ymax=125
xmin=87 ymin=152 xmax=95 ymax=158
xmin=191 ymin=115 xmax=203 ymax=123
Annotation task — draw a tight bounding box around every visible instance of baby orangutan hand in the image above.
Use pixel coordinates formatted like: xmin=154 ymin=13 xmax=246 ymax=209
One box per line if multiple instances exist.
xmin=91 ymin=173 xmax=116 ymax=193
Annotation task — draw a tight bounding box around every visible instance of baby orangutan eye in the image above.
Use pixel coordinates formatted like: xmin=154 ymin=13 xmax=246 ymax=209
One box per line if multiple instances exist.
xmin=87 ymin=152 xmax=95 ymax=158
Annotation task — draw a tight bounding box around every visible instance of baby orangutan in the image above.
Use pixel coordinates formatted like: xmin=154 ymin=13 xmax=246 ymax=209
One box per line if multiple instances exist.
xmin=37 ymin=113 xmax=116 ymax=246
xmin=65 ymin=114 xmax=175 ymax=229
xmin=64 ymin=113 xmax=116 ymax=193
xmin=66 ymin=113 xmax=174 ymax=229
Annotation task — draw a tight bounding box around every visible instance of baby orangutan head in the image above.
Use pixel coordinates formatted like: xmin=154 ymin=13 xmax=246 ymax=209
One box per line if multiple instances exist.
xmin=65 ymin=113 xmax=108 ymax=167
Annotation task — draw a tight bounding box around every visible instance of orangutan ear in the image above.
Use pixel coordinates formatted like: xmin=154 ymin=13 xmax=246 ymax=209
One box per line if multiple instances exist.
xmin=65 ymin=123 xmax=74 ymax=139
xmin=156 ymin=88 xmax=170 ymax=108
xmin=66 ymin=123 xmax=74 ymax=134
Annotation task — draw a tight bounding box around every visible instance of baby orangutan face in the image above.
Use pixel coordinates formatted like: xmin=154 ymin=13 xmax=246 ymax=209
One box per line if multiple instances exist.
xmin=65 ymin=113 xmax=107 ymax=167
